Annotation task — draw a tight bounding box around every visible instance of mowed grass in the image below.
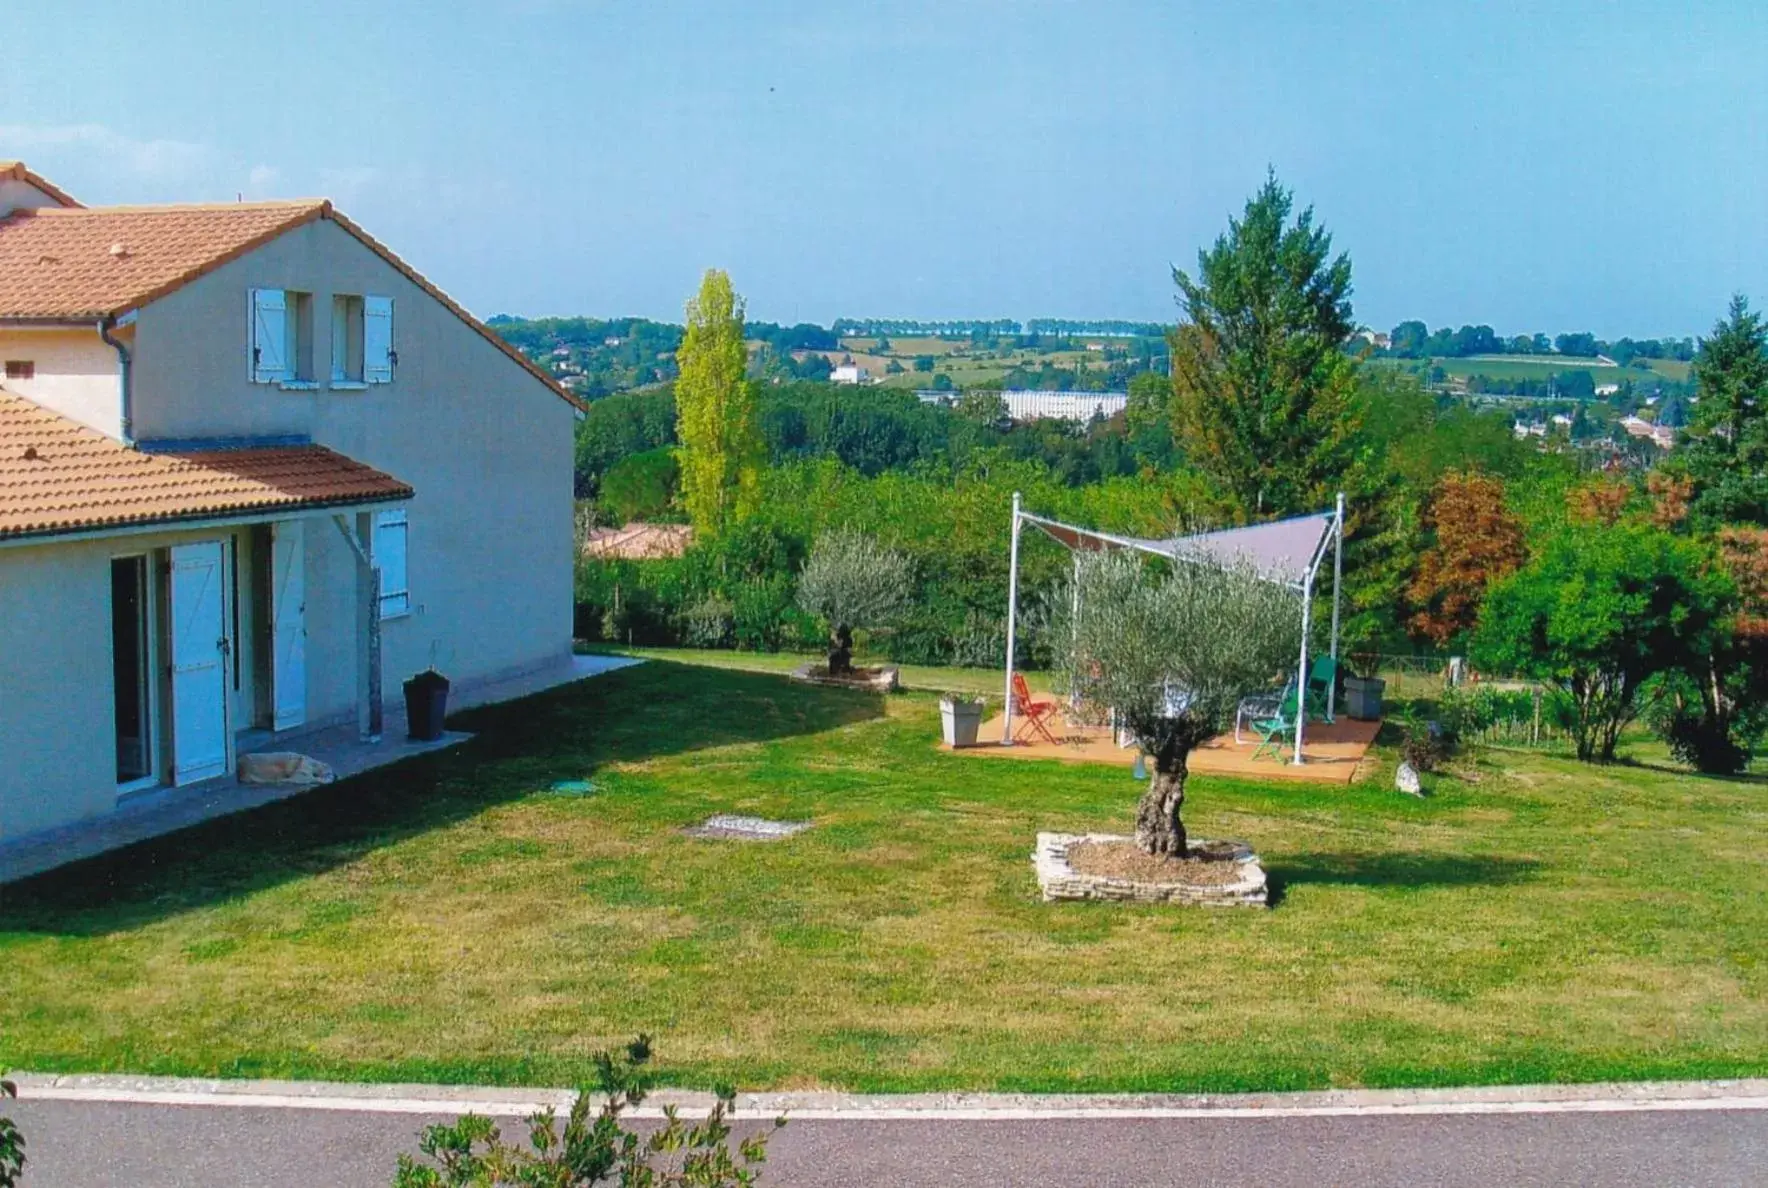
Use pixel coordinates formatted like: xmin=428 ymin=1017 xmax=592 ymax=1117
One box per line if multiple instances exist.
xmin=1 ymin=660 xmax=1763 ymax=1093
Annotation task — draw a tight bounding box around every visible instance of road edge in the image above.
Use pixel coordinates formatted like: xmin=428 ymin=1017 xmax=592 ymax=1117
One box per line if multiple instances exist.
xmin=9 ymin=1073 xmax=1768 ymax=1120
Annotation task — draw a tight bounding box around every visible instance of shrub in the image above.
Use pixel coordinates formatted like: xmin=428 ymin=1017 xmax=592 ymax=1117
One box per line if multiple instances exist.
xmin=1473 ymin=522 xmax=1730 ymax=762
xmin=0 ymin=1077 xmax=20 ymax=1188
xmin=392 ymin=1037 xmax=782 ymax=1187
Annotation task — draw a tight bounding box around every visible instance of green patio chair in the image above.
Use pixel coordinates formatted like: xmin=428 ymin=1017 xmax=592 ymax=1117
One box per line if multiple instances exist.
xmin=1306 ymin=655 xmax=1338 ymax=723
xmin=1249 ymin=684 xmax=1300 ymax=763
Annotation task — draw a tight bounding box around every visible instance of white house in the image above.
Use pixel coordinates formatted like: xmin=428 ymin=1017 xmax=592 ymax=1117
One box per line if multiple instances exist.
xmin=830 ymin=363 xmax=870 ymax=385
xmin=0 ymin=162 xmax=582 ymax=847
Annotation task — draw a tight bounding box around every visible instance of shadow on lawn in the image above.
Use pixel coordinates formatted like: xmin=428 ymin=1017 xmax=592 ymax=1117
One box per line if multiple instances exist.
xmin=1264 ymin=851 xmax=1539 ymax=907
xmin=0 ymin=662 xmax=882 ymax=937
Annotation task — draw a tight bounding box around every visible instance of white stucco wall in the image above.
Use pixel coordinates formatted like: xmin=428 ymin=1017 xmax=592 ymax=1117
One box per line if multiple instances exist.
xmin=0 ymin=178 xmax=68 ymax=217
xmin=0 ymin=327 xmax=123 ymax=437
xmin=0 ymin=538 xmax=117 ymax=839
xmin=129 ymin=217 xmax=575 ymax=722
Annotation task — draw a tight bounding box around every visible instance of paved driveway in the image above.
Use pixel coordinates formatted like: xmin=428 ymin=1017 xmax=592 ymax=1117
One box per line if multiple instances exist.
xmin=8 ymin=1098 xmax=1765 ymax=1187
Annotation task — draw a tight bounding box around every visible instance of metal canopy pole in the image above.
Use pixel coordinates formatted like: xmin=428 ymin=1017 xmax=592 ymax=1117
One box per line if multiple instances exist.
xmin=1328 ymin=491 xmax=1345 ymax=720
xmin=1002 ymin=492 xmax=1023 ymax=745
xmin=1294 ymin=565 xmax=1313 ymax=766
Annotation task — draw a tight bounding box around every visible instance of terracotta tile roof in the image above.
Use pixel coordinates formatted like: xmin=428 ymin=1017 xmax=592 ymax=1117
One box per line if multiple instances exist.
xmin=0 ymin=388 xmax=411 ymax=542
xmin=0 ymin=160 xmax=82 ymax=208
xmin=0 ymin=186 xmax=585 ymax=412
xmin=583 ymin=522 xmax=693 ymax=559
xmin=0 ymin=200 xmax=327 ymax=319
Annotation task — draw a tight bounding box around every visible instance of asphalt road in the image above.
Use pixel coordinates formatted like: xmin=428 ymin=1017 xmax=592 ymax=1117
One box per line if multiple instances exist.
xmin=7 ymin=1099 xmax=1766 ymax=1187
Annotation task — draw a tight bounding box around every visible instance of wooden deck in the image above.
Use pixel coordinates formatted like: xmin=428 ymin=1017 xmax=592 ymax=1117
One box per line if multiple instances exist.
xmin=950 ymin=708 xmax=1381 ymax=785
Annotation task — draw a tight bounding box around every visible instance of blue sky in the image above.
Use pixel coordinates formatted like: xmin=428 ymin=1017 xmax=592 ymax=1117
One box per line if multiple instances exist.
xmin=5 ymin=2 xmax=1764 ymax=337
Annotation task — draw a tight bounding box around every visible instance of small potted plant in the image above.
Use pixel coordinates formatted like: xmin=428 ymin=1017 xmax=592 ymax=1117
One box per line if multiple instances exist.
xmin=1343 ymin=643 xmax=1386 ymax=721
xmin=404 ymin=645 xmax=452 ymax=742
xmin=940 ymin=692 xmax=986 ymax=748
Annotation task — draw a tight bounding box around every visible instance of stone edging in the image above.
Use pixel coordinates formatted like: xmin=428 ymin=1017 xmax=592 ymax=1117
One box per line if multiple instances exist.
xmin=790 ymin=663 xmax=901 ymax=692
xmin=1034 ymin=832 xmax=1268 ymax=907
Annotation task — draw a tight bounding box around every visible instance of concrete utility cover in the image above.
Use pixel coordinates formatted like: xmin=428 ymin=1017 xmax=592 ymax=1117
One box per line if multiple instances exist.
xmin=684 ymin=814 xmax=812 ymax=841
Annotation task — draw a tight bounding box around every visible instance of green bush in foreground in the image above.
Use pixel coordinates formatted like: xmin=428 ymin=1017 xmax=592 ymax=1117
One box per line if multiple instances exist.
xmin=394 ymin=1037 xmax=782 ymax=1188
xmin=0 ymin=1077 xmax=21 ymax=1188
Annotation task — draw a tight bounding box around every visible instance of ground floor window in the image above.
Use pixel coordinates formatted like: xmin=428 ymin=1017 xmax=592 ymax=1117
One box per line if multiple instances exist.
xmin=111 ymin=555 xmax=152 ymax=784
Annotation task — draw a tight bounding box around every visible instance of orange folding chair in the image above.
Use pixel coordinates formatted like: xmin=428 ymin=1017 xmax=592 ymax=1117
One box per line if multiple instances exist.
xmin=1011 ymin=673 xmax=1061 ymax=746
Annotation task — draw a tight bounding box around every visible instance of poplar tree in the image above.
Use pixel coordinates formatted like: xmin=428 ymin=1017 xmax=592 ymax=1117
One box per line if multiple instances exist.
xmin=675 ymin=270 xmax=762 ymax=536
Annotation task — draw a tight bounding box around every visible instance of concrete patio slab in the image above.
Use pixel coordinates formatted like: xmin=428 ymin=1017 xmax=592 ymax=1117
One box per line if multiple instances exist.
xmin=0 ymin=653 xmax=644 ymax=885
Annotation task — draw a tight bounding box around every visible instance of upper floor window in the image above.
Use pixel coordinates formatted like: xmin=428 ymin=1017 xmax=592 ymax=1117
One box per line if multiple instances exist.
xmin=364 ymin=295 xmax=395 ymax=385
xmin=252 ymin=288 xmax=392 ymax=388
xmin=249 ymin=288 xmax=315 ymax=385
xmin=331 ymin=295 xmax=364 ymax=383
xmin=330 ymin=293 xmax=395 ymax=386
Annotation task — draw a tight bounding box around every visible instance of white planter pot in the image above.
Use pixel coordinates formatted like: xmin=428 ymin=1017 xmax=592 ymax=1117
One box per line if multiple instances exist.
xmin=940 ymin=697 xmax=985 ymax=747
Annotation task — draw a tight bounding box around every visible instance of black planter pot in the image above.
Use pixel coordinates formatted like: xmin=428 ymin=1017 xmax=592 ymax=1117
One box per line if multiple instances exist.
xmin=404 ymin=670 xmax=451 ymax=742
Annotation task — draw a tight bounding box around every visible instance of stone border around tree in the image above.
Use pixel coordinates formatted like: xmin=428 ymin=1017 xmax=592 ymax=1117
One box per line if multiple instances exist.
xmin=1034 ymin=832 xmax=1269 ymax=907
xmin=790 ymin=663 xmax=901 ymax=692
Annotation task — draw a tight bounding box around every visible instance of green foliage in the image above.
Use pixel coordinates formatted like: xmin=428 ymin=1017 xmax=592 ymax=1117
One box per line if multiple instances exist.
xmin=1169 ymin=173 xmax=1361 ymax=517
xmin=601 ymin=448 xmax=681 ymax=524
xmin=576 ymin=389 xmax=678 ymax=498
xmin=1680 ymin=296 xmax=1768 ymax=526
xmin=1057 ymin=552 xmax=1302 ymax=766
xmin=0 ymin=1078 xmax=21 ymax=1188
xmin=393 ymin=1036 xmax=782 ymax=1187
xmin=488 ymin=316 xmax=684 ymax=396
xmin=676 ymin=271 xmax=764 ymax=536
xmin=797 ymin=530 xmax=914 ymax=671
xmin=1472 ymin=523 xmax=1731 ymax=762
xmin=1436 ymin=684 xmax=1575 ymax=748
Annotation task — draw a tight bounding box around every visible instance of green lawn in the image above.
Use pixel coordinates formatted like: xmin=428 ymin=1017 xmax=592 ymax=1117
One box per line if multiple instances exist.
xmin=1 ymin=659 xmax=1763 ymax=1093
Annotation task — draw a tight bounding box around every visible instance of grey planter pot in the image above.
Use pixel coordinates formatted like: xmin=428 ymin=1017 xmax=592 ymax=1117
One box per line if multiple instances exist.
xmin=1344 ymin=675 xmax=1386 ymax=721
xmin=940 ymin=697 xmax=985 ymax=747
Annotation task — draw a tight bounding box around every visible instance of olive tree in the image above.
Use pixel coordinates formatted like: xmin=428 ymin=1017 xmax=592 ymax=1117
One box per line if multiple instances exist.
xmin=1056 ymin=551 xmax=1302 ymax=857
xmin=795 ymin=530 xmax=914 ymax=675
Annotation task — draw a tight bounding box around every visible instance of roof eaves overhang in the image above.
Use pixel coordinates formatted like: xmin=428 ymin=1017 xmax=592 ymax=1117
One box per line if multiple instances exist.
xmin=0 ymin=489 xmax=413 ymax=551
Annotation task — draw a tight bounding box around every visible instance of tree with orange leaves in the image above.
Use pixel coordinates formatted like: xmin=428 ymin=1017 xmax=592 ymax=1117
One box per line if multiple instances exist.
xmin=1407 ymin=471 xmax=1527 ymax=647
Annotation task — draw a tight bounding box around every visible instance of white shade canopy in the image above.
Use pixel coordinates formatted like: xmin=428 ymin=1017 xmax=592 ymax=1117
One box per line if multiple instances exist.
xmin=1020 ymin=509 xmax=1337 ymax=589
xmin=1003 ymin=494 xmax=1346 ymax=765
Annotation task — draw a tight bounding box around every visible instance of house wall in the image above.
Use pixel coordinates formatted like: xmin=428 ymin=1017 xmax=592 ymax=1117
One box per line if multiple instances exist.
xmin=0 ymin=326 xmax=123 ymax=436
xmin=128 ymin=218 xmax=575 ymax=721
xmin=0 ymin=538 xmax=116 ymax=838
xmin=0 ymin=520 xmax=281 ymax=839
xmin=0 ymin=178 xmax=68 ymax=217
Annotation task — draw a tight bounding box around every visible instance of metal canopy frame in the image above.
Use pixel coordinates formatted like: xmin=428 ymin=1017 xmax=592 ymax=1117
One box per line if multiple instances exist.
xmin=1001 ymin=491 xmax=1346 ymax=765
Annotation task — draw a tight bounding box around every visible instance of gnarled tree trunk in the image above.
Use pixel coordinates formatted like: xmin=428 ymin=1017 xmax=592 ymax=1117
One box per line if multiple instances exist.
xmin=1135 ymin=749 xmax=1191 ymax=858
xmin=827 ymin=623 xmax=855 ymax=676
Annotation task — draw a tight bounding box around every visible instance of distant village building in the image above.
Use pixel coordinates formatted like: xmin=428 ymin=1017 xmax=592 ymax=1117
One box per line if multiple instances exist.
xmin=584 ymin=522 xmax=693 ymax=560
xmin=1000 ymin=390 xmax=1128 ymax=423
xmin=1355 ymin=329 xmax=1391 ymax=350
xmin=830 ymin=363 xmax=870 ymax=385
xmin=1620 ymin=415 xmax=1676 ymax=449
xmin=1595 ymin=382 xmax=1620 ymax=397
